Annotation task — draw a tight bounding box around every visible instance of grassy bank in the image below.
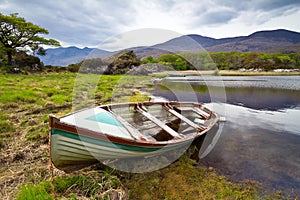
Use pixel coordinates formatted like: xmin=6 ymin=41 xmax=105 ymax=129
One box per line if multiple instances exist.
xmin=0 ymin=73 xmax=292 ymax=199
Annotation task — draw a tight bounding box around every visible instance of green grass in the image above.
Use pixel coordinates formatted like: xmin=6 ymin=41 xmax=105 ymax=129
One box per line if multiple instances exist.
xmin=0 ymin=73 xmax=75 ymax=145
xmin=126 ymin=156 xmax=263 ymax=200
xmin=15 ymin=156 xmax=291 ymax=200
xmin=16 ymin=170 xmax=125 ymax=200
xmin=16 ymin=182 xmax=53 ymax=200
xmin=0 ymin=111 xmax=15 ymax=148
xmin=0 ymin=73 xmax=153 ymax=145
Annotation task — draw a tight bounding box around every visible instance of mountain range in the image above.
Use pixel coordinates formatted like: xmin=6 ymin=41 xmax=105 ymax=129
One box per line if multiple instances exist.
xmin=38 ymin=46 xmax=109 ymax=66
xmin=39 ymin=29 xmax=300 ymax=66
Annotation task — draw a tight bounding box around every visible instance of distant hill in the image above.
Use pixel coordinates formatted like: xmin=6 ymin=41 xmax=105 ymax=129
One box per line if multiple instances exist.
xmin=142 ymin=29 xmax=300 ymax=54
xmin=267 ymin=43 xmax=300 ymax=53
xmin=38 ymin=46 xmax=109 ymax=66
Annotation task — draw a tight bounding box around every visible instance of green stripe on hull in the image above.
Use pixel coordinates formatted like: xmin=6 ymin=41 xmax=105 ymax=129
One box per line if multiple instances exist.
xmin=51 ymin=129 xmax=190 ymax=152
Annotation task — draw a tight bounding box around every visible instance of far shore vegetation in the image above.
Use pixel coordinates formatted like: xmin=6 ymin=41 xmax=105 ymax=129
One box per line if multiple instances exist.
xmin=1 ymin=47 xmax=300 ymax=76
xmin=1 ymin=50 xmax=300 ymax=76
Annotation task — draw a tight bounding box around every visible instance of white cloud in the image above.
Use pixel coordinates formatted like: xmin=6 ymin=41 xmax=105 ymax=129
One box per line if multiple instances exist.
xmin=1 ymin=0 xmax=300 ymax=49
xmin=98 ymin=28 xmax=182 ymax=51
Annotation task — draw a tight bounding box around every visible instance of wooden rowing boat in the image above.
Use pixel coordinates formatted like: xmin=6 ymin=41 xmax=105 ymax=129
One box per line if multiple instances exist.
xmin=49 ymin=101 xmax=219 ymax=172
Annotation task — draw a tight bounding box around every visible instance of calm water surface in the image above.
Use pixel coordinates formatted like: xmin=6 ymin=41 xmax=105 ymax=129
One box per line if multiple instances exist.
xmin=152 ymin=75 xmax=300 ymax=195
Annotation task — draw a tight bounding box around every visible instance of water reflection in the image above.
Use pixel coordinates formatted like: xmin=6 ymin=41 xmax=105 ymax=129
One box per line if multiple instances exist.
xmin=156 ymin=78 xmax=300 ymax=110
xmin=201 ymin=103 xmax=300 ymax=195
xmin=152 ymin=76 xmax=300 ymax=195
xmin=166 ymin=75 xmax=300 ymax=90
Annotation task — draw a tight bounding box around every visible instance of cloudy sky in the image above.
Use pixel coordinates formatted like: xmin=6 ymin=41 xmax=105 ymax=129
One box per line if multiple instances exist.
xmin=1 ymin=0 xmax=300 ymax=50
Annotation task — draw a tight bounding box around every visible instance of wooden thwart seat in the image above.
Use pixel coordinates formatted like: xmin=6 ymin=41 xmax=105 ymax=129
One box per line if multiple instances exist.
xmin=135 ymin=105 xmax=183 ymax=139
xmin=173 ymin=105 xmax=211 ymax=119
xmin=107 ymin=107 xmax=156 ymax=142
xmin=163 ymin=103 xmax=206 ymax=132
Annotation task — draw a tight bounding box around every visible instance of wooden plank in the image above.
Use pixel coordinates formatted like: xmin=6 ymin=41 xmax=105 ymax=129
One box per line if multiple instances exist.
xmin=174 ymin=106 xmax=210 ymax=119
xmin=164 ymin=105 xmax=206 ymax=131
xmin=193 ymin=107 xmax=211 ymax=119
xmin=107 ymin=107 xmax=156 ymax=142
xmin=136 ymin=106 xmax=182 ymax=139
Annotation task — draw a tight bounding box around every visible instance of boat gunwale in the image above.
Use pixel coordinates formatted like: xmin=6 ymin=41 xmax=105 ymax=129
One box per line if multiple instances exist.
xmin=49 ymin=101 xmax=219 ymax=146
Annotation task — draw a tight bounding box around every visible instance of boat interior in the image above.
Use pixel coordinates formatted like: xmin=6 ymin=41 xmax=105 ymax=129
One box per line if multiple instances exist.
xmin=102 ymin=102 xmax=213 ymax=142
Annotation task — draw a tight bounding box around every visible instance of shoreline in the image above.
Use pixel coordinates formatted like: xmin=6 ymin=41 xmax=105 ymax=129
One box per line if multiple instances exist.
xmin=157 ymin=70 xmax=300 ymax=76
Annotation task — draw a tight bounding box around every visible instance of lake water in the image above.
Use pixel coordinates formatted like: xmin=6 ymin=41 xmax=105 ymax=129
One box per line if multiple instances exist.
xmin=151 ymin=75 xmax=300 ymax=196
